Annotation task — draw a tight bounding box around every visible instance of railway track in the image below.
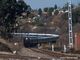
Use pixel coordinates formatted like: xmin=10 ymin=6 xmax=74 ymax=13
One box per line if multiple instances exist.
xmin=30 ymin=48 xmax=79 ymax=60
xmin=0 ymin=54 xmax=50 ymax=60
xmin=0 ymin=54 xmax=36 ymax=60
xmin=0 ymin=48 xmax=79 ymax=60
xmin=30 ymin=48 xmax=65 ymax=57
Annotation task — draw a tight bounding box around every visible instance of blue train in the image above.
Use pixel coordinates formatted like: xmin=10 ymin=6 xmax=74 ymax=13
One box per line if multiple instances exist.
xmin=11 ymin=33 xmax=59 ymax=47
xmin=23 ymin=33 xmax=59 ymax=47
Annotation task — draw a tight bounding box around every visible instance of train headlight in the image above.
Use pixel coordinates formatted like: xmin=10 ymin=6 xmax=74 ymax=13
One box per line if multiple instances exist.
xmin=26 ymin=38 xmax=28 ymax=40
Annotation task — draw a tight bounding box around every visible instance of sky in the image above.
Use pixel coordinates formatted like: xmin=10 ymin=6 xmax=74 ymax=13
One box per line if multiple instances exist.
xmin=24 ymin=0 xmax=80 ymax=9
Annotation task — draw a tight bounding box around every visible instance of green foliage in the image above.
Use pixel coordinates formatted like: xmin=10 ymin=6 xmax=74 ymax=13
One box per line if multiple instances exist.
xmin=78 ymin=3 xmax=80 ymax=6
xmin=54 ymin=10 xmax=59 ymax=15
xmin=43 ymin=7 xmax=48 ymax=12
xmin=62 ymin=3 xmax=68 ymax=11
xmin=26 ymin=5 xmax=32 ymax=17
xmin=43 ymin=7 xmax=54 ymax=16
xmin=62 ymin=5 xmax=80 ymax=25
xmin=0 ymin=0 xmax=28 ymax=38
xmin=54 ymin=4 xmax=57 ymax=9
xmin=16 ymin=0 xmax=28 ymax=15
xmin=48 ymin=7 xmax=54 ymax=16
xmin=62 ymin=3 xmax=74 ymax=11
xmin=48 ymin=7 xmax=54 ymax=12
xmin=38 ymin=8 xmax=42 ymax=15
xmin=72 ymin=7 xmax=80 ymax=24
xmin=33 ymin=16 xmax=44 ymax=26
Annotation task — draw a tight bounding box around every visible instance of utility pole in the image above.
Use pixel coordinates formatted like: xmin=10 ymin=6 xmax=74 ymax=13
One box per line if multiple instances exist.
xmin=68 ymin=0 xmax=73 ymax=48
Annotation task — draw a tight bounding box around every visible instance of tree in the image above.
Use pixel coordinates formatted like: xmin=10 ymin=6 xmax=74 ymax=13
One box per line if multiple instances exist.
xmin=62 ymin=3 xmax=68 ymax=11
xmin=54 ymin=4 xmax=57 ymax=9
xmin=72 ymin=6 xmax=80 ymax=24
xmin=43 ymin=7 xmax=48 ymax=12
xmin=54 ymin=10 xmax=59 ymax=15
xmin=0 ymin=0 xmax=17 ymax=38
xmin=48 ymin=7 xmax=54 ymax=16
xmin=62 ymin=3 xmax=74 ymax=11
xmin=26 ymin=5 xmax=32 ymax=17
xmin=78 ymin=3 xmax=80 ymax=6
xmin=16 ymin=0 xmax=28 ymax=15
xmin=0 ymin=0 xmax=29 ymax=38
xmin=38 ymin=8 xmax=42 ymax=15
xmin=62 ymin=4 xmax=80 ymax=25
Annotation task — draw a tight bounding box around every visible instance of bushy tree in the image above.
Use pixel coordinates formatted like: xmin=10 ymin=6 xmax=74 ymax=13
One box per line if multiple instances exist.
xmin=38 ymin=8 xmax=42 ymax=15
xmin=0 ymin=0 xmax=28 ymax=38
xmin=62 ymin=3 xmax=74 ymax=11
xmin=54 ymin=4 xmax=57 ymax=9
xmin=62 ymin=4 xmax=80 ymax=25
xmin=16 ymin=0 xmax=28 ymax=15
xmin=26 ymin=5 xmax=32 ymax=17
xmin=43 ymin=7 xmax=48 ymax=12
xmin=54 ymin=10 xmax=59 ymax=15
xmin=48 ymin=7 xmax=54 ymax=16
xmin=72 ymin=6 xmax=80 ymax=24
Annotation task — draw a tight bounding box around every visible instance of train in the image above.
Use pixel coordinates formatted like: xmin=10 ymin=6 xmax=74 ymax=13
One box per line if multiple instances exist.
xmin=11 ymin=33 xmax=59 ymax=47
